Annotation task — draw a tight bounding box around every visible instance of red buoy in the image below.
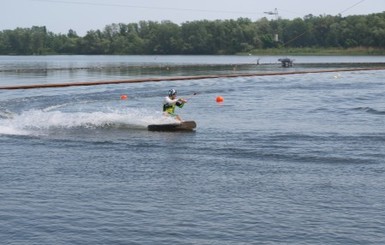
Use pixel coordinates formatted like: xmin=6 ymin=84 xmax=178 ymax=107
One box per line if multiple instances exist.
xmin=216 ymin=96 xmax=224 ymax=103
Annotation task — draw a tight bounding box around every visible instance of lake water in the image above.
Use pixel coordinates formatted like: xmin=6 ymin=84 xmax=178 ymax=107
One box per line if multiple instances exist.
xmin=1 ymin=55 xmax=385 ymax=244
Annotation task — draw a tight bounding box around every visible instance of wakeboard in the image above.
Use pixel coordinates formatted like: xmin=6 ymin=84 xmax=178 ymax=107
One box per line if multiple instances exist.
xmin=147 ymin=121 xmax=196 ymax=132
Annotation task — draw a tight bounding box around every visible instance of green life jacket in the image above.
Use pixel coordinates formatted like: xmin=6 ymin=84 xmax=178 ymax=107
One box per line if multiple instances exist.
xmin=163 ymin=100 xmax=184 ymax=114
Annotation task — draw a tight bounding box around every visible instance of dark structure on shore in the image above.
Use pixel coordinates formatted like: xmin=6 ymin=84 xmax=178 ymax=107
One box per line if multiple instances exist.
xmin=278 ymin=58 xmax=294 ymax=67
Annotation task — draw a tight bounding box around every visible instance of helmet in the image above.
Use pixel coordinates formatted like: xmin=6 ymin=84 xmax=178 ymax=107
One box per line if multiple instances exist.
xmin=168 ymin=89 xmax=177 ymax=97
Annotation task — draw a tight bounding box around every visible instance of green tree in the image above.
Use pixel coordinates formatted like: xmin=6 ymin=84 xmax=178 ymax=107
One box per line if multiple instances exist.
xmin=30 ymin=26 xmax=47 ymax=54
xmin=283 ymin=18 xmax=309 ymax=47
xmin=140 ymin=21 xmax=182 ymax=54
xmin=79 ymin=30 xmax=109 ymax=54
xmin=1 ymin=12 xmax=385 ymax=55
xmin=366 ymin=13 xmax=385 ymax=47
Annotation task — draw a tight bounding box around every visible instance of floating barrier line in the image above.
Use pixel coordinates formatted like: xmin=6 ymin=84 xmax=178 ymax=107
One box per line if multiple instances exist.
xmin=0 ymin=67 xmax=384 ymax=90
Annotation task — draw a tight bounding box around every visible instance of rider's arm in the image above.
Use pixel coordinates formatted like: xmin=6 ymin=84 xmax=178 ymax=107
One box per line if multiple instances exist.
xmin=164 ymin=96 xmax=177 ymax=105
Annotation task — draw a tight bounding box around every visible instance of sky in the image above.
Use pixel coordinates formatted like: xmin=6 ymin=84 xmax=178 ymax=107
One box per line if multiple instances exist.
xmin=1 ymin=0 xmax=384 ymax=36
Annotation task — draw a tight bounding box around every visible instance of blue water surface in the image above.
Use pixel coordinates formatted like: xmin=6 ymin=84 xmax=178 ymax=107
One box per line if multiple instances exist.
xmin=1 ymin=56 xmax=385 ymax=245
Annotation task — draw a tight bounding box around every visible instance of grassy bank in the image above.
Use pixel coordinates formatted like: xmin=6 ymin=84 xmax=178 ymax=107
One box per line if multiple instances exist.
xmin=246 ymin=47 xmax=385 ymax=56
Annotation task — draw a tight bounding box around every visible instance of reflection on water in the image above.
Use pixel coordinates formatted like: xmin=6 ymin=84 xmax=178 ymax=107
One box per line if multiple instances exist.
xmin=0 ymin=55 xmax=385 ymax=87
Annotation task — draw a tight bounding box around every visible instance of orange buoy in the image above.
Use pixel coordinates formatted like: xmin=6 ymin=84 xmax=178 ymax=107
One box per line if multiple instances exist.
xmin=120 ymin=94 xmax=128 ymax=100
xmin=216 ymin=96 xmax=224 ymax=103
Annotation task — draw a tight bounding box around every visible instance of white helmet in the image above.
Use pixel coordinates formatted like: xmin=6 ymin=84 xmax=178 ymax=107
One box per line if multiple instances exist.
xmin=168 ymin=89 xmax=177 ymax=97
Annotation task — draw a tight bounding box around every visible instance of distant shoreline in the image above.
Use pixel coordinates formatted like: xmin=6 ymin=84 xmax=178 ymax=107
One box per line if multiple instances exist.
xmin=2 ymin=48 xmax=385 ymax=56
xmin=245 ymin=47 xmax=385 ymax=56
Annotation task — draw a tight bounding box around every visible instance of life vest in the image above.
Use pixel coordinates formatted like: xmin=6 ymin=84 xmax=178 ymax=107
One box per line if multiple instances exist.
xmin=163 ymin=100 xmax=184 ymax=114
xmin=163 ymin=103 xmax=175 ymax=114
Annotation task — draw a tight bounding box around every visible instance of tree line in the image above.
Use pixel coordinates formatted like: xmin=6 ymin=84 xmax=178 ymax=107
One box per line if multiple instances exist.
xmin=0 ymin=12 xmax=384 ymax=55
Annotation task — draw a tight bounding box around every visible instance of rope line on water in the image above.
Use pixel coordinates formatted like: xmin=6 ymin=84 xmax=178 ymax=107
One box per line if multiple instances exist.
xmin=1 ymin=67 xmax=384 ymax=90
